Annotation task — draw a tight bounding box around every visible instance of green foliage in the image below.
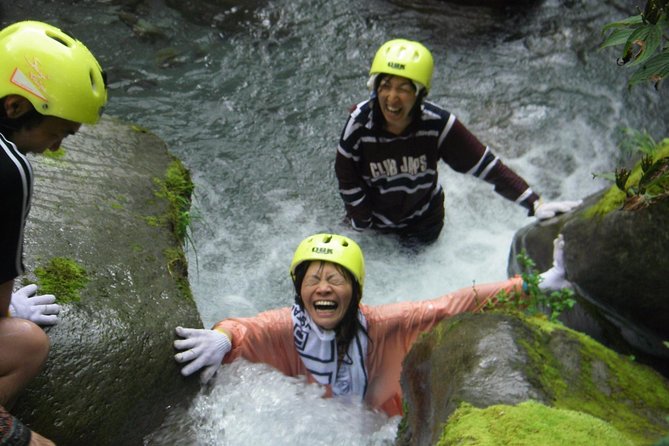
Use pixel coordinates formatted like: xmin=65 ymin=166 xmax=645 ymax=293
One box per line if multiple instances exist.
xmin=34 ymin=257 xmax=88 ymax=304
xmin=518 ymin=251 xmax=576 ymax=323
xmin=617 ymin=127 xmax=661 ymax=158
xmin=491 ymin=251 xmax=575 ymax=323
xmin=592 ymin=127 xmax=659 ymax=184
xmin=600 ymin=1 xmax=669 ymax=89
xmin=592 ymin=131 xmax=669 ymax=210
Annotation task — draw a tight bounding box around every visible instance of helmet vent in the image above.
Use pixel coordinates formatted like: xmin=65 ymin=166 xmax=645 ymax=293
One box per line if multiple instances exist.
xmin=89 ymin=69 xmax=102 ymax=91
xmin=45 ymin=29 xmax=73 ymax=48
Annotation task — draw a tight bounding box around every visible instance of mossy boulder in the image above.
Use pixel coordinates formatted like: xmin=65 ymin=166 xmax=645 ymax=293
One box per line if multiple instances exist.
xmin=398 ymin=313 xmax=669 ymax=446
xmin=13 ymin=116 xmax=203 ymax=445
xmin=508 ymin=141 xmax=669 ymax=377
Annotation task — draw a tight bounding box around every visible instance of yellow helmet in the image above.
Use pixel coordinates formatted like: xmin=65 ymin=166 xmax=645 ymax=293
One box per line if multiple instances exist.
xmin=369 ymin=39 xmax=434 ymax=92
xmin=0 ymin=21 xmax=107 ymax=124
xmin=290 ymin=233 xmax=365 ymax=288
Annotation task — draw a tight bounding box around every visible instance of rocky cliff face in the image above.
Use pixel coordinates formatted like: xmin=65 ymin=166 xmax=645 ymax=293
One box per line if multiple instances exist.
xmin=13 ymin=117 xmax=203 ymax=445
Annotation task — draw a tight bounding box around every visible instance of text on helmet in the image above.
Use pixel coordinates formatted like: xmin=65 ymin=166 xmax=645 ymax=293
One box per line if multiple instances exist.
xmin=387 ymin=62 xmax=405 ymax=70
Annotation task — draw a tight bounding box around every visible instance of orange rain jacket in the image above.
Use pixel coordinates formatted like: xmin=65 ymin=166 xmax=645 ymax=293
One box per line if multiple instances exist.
xmin=213 ymin=276 xmax=523 ymax=417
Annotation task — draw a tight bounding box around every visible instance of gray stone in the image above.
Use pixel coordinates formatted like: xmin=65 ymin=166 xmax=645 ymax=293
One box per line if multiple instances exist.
xmin=398 ymin=313 xmax=669 ymax=446
xmin=398 ymin=313 xmax=547 ymax=446
xmin=12 ymin=116 xmax=203 ymax=445
xmin=508 ymin=188 xmax=669 ymax=376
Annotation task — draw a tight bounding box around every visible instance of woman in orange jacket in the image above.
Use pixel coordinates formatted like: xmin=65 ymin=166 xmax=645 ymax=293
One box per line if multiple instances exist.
xmin=174 ymin=233 xmax=568 ymax=416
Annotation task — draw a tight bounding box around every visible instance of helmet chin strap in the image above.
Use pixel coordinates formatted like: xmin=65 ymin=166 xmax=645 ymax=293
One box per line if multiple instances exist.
xmin=412 ymin=81 xmax=426 ymax=96
xmin=366 ymin=74 xmax=378 ymax=91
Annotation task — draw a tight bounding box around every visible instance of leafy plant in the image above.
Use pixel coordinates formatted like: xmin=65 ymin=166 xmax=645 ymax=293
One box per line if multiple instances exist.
xmin=616 ymin=127 xmax=661 ymax=158
xmin=592 ymin=128 xmax=669 ymax=207
xmin=490 ymin=251 xmax=576 ymax=323
xmin=600 ymin=0 xmax=669 ymax=89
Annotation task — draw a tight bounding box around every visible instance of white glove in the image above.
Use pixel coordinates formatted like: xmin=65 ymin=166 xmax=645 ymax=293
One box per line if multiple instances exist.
xmin=174 ymin=326 xmax=232 ymax=383
xmin=534 ymin=199 xmax=582 ymax=220
xmin=9 ymin=284 xmax=61 ymax=326
xmin=539 ymin=235 xmax=573 ymax=291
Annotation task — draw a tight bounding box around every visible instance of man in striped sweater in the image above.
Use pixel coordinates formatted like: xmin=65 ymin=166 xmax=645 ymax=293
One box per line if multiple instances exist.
xmin=0 ymin=21 xmax=107 ymax=445
xmin=335 ymin=39 xmax=580 ymax=245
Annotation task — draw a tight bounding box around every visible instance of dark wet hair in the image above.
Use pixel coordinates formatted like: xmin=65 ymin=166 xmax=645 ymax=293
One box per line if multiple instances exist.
xmin=0 ymin=96 xmax=45 ymax=138
xmin=371 ymin=73 xmax=426 ymax=132
xmin=292 ymin=260 xmax=368 ymax=359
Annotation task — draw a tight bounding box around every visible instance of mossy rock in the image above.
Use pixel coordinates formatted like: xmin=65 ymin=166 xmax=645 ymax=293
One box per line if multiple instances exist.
xmin=14 ymin=116 xmax=203 ymax=445
xmin=508 ymin=142 xmax=669 ymax=375
xmin=522 ymin=316 xmax=669 ymax=445
xmin=399 ymin=313 xmax=669 ymax=446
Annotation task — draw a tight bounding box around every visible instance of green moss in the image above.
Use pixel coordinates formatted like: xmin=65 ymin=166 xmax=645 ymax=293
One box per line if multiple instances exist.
xmin=143 ymin=215 xmax=161 ymax=227
xmin=396 ymin=400 xmax=410 ymax=440
xmin=559 ymin=335 xmax=669 ymax=443
xmin=587 ymin=140 xmax=669 ymax=217
xmin=138 ymin=156 xmax=196 ymax=302
xmin=517 ymin=315 xmax=669 ymax=445
xmin=42 ymin=147 xmax=66 ymax=159
xmin=164 ymin=247 xmax=192 ymax=300
xmin=150 ymin=158 xmax=194 ymax=245
xmin=33 ymin=257 xmax=88 ymax=304
xmin=438 ymin=401 xmax=634 ymax=446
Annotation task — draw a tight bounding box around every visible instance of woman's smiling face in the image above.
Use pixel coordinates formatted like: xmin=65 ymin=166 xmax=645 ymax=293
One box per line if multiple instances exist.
xmin=300 ymin=261 xmax=353 ymax=330
xmin=376 ymin=74 xmax=417 ymax=135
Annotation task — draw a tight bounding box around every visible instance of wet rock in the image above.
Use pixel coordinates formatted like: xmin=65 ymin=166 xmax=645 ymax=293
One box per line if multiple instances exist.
xmin=398 ymin=313 xmax=547 ymax=446
xmin=12 ymin=116 xmax=203 ymax=445
xmin=164 ymin=0 xmax=267 ymax=31
xmin=564 ymin=198 xmax=669 ymax=339
xmin=118 ymin=10 xmax=171 ymax=41
xmin=398 ymin=313 xmax=669 ymax=446
xmin=437 ymin=0 xmax=536 ymax=6
xmin=508 ymin=150 xmax=669 ymax=377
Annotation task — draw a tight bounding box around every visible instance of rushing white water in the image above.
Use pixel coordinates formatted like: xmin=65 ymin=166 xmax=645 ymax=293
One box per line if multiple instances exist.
xmin=5 ymin=0 xmax=668 ymax=444
xmin=147 ymin=361 xmax=401 ymax=445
